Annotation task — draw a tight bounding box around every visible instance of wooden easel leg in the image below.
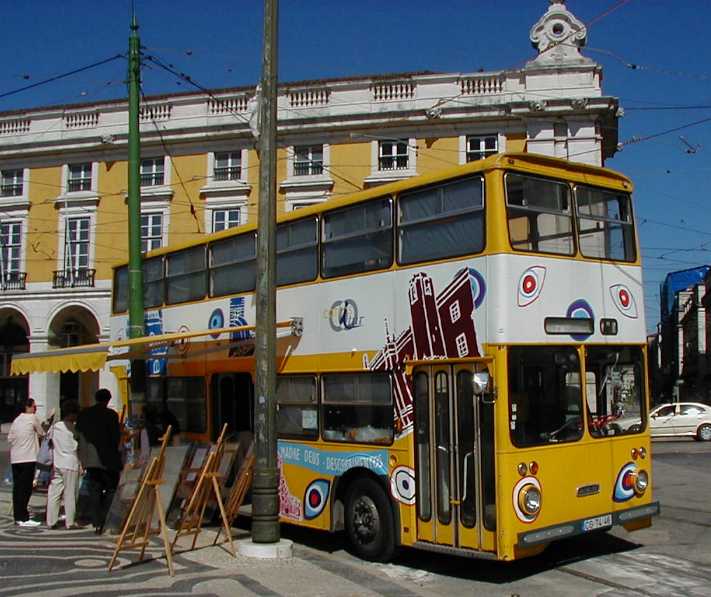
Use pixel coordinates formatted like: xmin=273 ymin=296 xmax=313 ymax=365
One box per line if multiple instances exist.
xmin=108 ymin=466 xmax=152 ymax=573
xmin=154 ymin=487 xmax=175 ymax=577
xmin=138 ymin=490 xmax=155 ymax=562
xmin=213 ymin=476 xmax=235 ymax=557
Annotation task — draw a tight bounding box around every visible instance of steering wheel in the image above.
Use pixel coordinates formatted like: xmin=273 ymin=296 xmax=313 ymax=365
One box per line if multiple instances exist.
xmin=544 ymin=416 xmax=581 ymax=441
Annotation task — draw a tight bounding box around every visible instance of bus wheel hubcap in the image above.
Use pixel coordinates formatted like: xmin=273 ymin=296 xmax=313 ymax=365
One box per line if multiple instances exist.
xmin=352 ymin=496 xmax=380 ymax=544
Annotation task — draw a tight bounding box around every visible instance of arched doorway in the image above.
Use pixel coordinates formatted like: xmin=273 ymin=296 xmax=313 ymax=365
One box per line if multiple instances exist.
xmin=49 ymin=306 xmax=100 ymax=409
xmin=0 ymin=309 xmax=30 ymax=423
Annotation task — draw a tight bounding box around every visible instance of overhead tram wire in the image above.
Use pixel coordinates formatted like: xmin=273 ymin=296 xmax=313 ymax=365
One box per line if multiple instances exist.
xmin=0 ymin=54 xmax=126 ymax=101
xmin=140 ymin=86 xmax=202 ymax=233
xmin=141 ymin=53 xmax=253 ymax=128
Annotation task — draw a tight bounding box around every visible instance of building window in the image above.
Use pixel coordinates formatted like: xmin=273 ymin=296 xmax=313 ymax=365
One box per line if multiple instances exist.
xmin=378 ymin=140 xmax=409 ymax=171
xmin=141 ymin=158 xmax=165 ymax=186
xmin=1 ymin=169 xmax=23 ymax=197
xmin=212 ymin=208 xmax=241 ymax=232
xmin=1 ymin=221 xmax=23 ymax=289
xmin=64 ymin=217 xmax=90 ymax=271
xmin=214 ymin=152 xmax=241 ymax=181
xmin=141 ymin=212 xmax=163 ymax=253
xmin=67 ymin=163 xmax=92 ymax=192
xmin=294 ymin=145 xmax=324 ymax=176
xmin=466 ymin=135 xmax=497 ymax=162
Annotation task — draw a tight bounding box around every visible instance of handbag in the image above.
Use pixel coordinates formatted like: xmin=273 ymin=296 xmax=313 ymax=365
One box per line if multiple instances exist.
xmin=37 ymin=429 xmax=54 ymax=467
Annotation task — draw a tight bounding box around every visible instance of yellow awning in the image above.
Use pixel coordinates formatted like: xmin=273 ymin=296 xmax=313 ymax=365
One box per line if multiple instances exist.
xmin=11 ymin=344 xmax=112 ymax=375
xmin=10 ymin=320 xmax=300 ymax=376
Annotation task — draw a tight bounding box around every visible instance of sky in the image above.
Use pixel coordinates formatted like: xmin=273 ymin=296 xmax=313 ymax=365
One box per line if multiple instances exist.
xmin=2 ymin=0 xmax=711 ymax=333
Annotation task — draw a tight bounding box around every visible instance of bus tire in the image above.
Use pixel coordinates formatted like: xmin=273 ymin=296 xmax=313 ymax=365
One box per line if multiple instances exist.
xmin=345 ymin=477 xmax=396 ymax=562
xmin=697 ymin=423 xmax=711 ymax=442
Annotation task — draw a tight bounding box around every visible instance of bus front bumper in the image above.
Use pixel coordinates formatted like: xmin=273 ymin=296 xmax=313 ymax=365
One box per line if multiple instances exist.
xmin=516 ymin=502 xmax=660 ymax=547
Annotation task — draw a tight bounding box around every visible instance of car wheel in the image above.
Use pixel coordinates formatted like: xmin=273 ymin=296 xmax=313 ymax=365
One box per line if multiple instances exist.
xmin=697 ymin=423 xmax=711 ymax=442
xmin=345 ymin=477 xmax=396 ymax=562
xmin=628 ymin=424 xmax=641 ymax=433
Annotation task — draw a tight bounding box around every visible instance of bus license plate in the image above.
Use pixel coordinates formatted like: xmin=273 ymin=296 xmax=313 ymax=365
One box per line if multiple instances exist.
xmin=582 ymin=514 xmax=612 ymax=532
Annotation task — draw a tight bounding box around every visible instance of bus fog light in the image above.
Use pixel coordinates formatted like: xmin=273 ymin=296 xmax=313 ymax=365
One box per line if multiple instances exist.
xmin=519 ymin=485 xmax=542 ymax=516
xmin=518 ymin=462 xmax=528 ymax=476
xmin=634 ymin=470 xmax=648 ymax=495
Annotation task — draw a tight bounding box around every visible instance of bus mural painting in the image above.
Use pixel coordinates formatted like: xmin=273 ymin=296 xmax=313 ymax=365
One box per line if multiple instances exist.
xmin=368 ymin=268 xmax=485 ymax=438
xmin=328 ymin=299 xmax=364 ymax=332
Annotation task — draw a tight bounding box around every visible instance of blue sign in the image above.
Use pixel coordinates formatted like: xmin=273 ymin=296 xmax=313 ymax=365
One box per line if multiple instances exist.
xmin=145 ymin=310 xmax=167 ymax=376
xmin=278 ymin=441 xmax=388 ymax=477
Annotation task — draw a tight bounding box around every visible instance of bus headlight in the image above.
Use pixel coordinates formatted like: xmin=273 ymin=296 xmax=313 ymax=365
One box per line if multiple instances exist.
xmin=513 ymin=477 xmax=542 ymax=522
xmin=634 ymin=470 xmax=649 ymax=495
xmin=519 ymin=485 xmax=542 ymax=515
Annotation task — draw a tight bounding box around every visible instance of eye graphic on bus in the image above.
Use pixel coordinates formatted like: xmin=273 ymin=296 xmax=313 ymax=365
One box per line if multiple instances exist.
xmin=304 ymin=479 xmax=330 ymax=520
xmin=613 ymin=462 xmax=637 ymax=502
xmin=208 ymin=308 xmax=224 ymax=338
xmin=390 ymin=466 xmax=416 ymax=505
xmin=609 ymin=284 xmax=638 ymax=319
xmin=517 ymin=266 xmax=546 ymax=307
xmin=613 ymin=462 xmax=638 ymax=502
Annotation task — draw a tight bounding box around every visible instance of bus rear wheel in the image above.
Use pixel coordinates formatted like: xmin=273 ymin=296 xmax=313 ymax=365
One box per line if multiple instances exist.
xmin=345 ymin=477 xmax=395 ymax=562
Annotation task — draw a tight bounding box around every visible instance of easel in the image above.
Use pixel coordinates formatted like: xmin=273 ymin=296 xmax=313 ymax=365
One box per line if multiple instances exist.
xmin=108 ymin=425 xmax=174 ymax=576
xmin=213 ymin=448 xmax=255 ymax=548
xmin=171 ymin=424 xmax=235 ymax=556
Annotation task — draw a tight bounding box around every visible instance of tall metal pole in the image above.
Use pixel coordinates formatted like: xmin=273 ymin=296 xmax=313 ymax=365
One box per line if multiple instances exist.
xmin=252 ymin=0 xmax=279 ymax=544
xmin=127 ymin=17 xmax=145 ymax=389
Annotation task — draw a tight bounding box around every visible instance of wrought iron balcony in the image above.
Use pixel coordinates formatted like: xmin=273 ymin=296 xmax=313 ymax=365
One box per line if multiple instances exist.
xmin=53 ymin=268 xmax=95 ymax=288
xmin=1 ymin=271 xmax=27 ymax=290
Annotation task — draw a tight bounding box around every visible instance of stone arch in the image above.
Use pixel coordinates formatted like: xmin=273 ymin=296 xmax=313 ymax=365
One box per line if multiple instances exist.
xmin=48 ymin=304 xmax=102 ymax=408
xmin=0 ymin=306 xmax=31 ymax=423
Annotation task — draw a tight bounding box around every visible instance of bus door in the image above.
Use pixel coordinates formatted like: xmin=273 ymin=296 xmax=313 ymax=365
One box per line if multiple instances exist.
xmin=413 ymin=363 xmax=495 ymax=552
xmin=211 ymin=372 xmax=254 ymax=441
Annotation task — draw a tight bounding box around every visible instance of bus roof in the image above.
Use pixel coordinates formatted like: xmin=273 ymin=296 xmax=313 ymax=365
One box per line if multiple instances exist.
xmin=114 ymin=151 xmax=633 ymax=269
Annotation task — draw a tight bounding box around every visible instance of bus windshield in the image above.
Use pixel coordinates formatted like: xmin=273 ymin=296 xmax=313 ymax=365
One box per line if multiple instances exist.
xmin=508 ymin=346 xmax=583 ymax=447
xmin=585 ymin=346 xmax=645 ymax=437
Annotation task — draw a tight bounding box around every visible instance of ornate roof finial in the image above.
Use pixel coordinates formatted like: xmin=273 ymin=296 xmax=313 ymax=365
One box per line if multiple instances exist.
xmin=529 ymin=0 xmax=593 ymax=66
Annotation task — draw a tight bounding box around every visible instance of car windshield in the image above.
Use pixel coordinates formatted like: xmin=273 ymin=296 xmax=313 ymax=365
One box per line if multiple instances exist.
xmin=585 ymin=346 xmax=645 ymax=437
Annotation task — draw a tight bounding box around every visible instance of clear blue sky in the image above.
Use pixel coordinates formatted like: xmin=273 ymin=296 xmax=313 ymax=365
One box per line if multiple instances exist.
xmin=2 ymin=0 xmax=711 ymax=332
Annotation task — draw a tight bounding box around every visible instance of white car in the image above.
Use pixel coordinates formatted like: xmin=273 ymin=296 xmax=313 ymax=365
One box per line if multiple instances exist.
xmin=647 ymin=402 xmax=711 ymax=441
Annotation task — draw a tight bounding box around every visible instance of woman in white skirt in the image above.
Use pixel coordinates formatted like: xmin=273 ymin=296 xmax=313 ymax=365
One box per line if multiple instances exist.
xmin=46 ymin=400 xmax=81 ymax=529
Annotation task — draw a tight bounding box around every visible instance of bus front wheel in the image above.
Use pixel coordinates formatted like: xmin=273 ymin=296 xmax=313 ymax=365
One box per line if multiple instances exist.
xmin=345 ymin=477 xmax=395 ymax=562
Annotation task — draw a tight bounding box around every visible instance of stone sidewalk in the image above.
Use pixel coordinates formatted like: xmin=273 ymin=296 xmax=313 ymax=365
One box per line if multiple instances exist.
xmin=0 ymin=482 xmax=427 ymax=597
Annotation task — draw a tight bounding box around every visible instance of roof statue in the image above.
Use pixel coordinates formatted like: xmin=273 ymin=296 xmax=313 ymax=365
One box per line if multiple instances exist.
xmin=528 ymin=0 xmax=593 ymax=66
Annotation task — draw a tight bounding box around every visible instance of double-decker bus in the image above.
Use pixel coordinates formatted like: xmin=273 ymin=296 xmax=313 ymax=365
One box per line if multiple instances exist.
xmin=110 ymin=152 xmax=658 ymax=562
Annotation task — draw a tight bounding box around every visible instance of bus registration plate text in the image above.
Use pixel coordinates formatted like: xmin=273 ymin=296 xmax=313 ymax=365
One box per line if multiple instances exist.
xmin=582 ymin=514 xmax=612 ymax=532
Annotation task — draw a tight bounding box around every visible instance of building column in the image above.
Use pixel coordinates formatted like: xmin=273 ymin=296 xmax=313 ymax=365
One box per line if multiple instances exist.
xmin=26 ymin=334 xmax=61 ymax=420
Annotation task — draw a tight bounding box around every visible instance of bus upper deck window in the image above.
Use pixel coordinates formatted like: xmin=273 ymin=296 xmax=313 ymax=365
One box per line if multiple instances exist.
xmin=575 ymin=186 xmax=636 ymax=262
xmin=398 ymin=176 xmax=484 ymax=265
xmin=505 ymin=173 xmax=574 ymax=256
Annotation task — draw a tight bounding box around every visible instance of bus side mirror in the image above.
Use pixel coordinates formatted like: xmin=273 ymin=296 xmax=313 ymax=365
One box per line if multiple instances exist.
xmin=473 ymin=372 xmax=491 ymax=396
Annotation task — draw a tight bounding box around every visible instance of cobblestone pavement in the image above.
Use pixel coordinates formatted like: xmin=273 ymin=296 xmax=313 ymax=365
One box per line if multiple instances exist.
xmin=1 ymin=438 xmax=710 ymax=596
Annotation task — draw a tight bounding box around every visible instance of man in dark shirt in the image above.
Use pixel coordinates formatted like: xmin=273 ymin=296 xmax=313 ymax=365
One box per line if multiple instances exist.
xmin=76 ymin=388 xmax=121 ymax=533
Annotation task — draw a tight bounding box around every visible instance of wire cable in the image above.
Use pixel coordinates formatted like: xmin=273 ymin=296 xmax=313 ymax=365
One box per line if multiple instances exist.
xmin=0 ymin=54 xmax=126 ymax=101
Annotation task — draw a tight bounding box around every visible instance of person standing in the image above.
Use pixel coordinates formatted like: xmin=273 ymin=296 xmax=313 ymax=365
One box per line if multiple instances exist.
xmin=8 ymin=398 xmax=45 ymax=527
xmin=75 ymin=389 xmax=121 ymax=533
xmin=46 ymin=400 xmax=81 ymax=529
